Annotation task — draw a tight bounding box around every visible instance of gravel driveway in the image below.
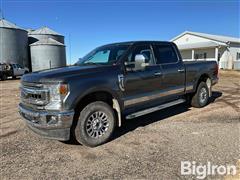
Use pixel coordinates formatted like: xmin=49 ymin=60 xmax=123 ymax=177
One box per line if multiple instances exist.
xmin=0 ymin=70 xmax=239 ymax=179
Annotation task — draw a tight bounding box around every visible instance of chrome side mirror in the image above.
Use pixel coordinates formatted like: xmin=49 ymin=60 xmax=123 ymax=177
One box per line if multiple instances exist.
xmin=134 ymin=54 xmax=149 ymax=71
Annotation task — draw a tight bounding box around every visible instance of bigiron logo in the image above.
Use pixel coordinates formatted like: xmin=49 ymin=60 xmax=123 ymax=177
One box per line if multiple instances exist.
xmin=181 ymin=161 xmax=237 ymax=179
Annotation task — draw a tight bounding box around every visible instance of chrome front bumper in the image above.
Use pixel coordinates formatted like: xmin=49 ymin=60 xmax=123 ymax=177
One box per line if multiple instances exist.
xmin=18 ymin=103 xmax=74 ymax=141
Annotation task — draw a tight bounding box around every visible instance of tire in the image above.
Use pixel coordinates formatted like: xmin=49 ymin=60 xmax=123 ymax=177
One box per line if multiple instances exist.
xmin=191 ymin=82 xmax=209 ymax=108
xmin=74 ymin=101 xmax=116 ymax=147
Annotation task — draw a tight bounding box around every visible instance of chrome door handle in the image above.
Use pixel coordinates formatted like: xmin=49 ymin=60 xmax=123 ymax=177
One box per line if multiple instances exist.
xmin=178 ymin=69 xmax=185 ymax=73
xmin=154 ymin=72 xmax=162 ymax=76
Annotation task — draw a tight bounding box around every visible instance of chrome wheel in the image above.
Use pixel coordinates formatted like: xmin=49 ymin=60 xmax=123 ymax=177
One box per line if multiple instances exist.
xmin=199 ymin=87 xmax=208 ymax=104
xmin=86 ymin=111 xmax=109 ymax=138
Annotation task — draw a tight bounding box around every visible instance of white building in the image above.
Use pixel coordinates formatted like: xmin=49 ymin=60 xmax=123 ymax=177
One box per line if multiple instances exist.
xmin=171 ymin=31 xmax=240 ymax=69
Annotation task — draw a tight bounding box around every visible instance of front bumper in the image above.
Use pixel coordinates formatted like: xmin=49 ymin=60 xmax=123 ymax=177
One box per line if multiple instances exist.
xmin=18 ymin=103 xmax=74 ymax=141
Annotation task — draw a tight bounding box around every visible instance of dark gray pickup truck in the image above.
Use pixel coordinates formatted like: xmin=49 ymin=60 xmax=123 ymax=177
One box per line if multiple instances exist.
xmin=19 ymin=41 xmax=218 ymax=147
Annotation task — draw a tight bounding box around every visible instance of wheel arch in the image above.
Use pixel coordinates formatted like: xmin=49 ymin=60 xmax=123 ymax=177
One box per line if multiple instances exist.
xmin=73 ymin=89 xmax=123 ymax=127
xmin=194 ymin=73 xmax=212 ymax=96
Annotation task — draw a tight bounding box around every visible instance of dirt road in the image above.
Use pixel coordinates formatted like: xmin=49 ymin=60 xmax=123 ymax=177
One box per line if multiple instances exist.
xmin=0 ymin=71 xmax=239 ymax=179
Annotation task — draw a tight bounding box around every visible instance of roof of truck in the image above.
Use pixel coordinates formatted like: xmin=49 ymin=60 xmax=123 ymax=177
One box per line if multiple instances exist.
xmin=103 ymin=41 xmax=172 ymax=46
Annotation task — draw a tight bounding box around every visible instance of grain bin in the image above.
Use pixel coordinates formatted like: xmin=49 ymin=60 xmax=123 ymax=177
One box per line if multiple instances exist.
xmin=30 ymin=38 xmax=66 ymax=71
xmin=28 ymin=27 xmax=64 ymax=44
xmin=0 ymin=19 xmax=29 ymax=68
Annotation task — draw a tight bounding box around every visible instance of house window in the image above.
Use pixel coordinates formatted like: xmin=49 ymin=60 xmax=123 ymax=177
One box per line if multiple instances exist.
xmin=194 ymin=53 xmax=207 ymax=60
xmin=237 ymin=52 xmax=240 ymax=60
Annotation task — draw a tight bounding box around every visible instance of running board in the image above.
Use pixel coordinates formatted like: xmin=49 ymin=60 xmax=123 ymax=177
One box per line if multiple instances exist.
xmin=125 ymin=99 xmax=186 ymax=119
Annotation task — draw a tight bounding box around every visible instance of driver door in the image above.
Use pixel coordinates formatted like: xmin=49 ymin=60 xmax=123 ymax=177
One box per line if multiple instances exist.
xmin=122 ymin=44 xmax=163 ymax=110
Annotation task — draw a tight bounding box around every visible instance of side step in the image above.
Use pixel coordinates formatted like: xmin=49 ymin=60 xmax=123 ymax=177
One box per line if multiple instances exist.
xmin=125 ymin=99 xmax=186 ymax=119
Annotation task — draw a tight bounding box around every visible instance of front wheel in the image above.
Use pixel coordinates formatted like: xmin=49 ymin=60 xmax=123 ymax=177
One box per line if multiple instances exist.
xmin=191 ymin=82 xmax=209 ymax=108
xmin=74 ymin=101 xmax=116 ymax=147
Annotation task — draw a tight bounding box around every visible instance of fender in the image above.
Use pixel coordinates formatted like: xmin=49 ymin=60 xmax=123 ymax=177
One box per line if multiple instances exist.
xmin=69 ymin=86 xmax=124 ymax=127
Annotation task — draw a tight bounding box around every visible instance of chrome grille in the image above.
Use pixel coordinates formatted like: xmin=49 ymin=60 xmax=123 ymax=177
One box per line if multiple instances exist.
xmin=20 ymin=82 xmax=49 ymax=108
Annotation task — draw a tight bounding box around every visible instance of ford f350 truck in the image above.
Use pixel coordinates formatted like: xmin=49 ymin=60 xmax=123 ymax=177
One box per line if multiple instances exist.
xmin=19 ymin=41 xmax=218 ymax=147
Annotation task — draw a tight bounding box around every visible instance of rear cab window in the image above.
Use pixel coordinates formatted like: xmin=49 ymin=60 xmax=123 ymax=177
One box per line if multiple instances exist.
xmin=153 ymin=43 xmax=179 ymax=64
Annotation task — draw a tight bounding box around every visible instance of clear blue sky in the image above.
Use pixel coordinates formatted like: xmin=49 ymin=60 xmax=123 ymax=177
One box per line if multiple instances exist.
xmin=1 ymin=0 xmax=239 ymax=64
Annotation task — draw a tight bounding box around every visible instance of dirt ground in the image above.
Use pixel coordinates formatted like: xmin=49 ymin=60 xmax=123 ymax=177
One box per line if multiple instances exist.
xmin=0 ymin=70 xmax=239 ymax=179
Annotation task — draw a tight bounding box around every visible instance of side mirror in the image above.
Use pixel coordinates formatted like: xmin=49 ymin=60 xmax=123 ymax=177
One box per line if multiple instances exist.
xmin=134 ymin=54 xmax=148 ymax=71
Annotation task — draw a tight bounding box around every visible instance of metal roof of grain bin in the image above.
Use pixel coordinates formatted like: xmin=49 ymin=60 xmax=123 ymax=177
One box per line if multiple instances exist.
xmin=0 ymin=19 xmax=30 ymax=68
xmin=28 ymin=26 xmax=65 ymax=44
xmin=30 ymin=38 xmax=66 ymax=72
xmin=0 ymin=18 xmax=23 ymax=29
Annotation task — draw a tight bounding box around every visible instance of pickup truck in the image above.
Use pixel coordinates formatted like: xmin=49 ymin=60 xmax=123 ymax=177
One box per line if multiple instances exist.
xmin=0 ymin=63 xmax=29 ymax=80
xmin=19 ymin=41 xmax=218 ymax=147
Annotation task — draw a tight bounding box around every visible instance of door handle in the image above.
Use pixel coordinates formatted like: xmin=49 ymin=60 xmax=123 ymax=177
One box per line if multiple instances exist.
xmin=154 ymin=72 xmax=162 ymax=76
xmin=178 ymin=69 xmax=185 ymax=73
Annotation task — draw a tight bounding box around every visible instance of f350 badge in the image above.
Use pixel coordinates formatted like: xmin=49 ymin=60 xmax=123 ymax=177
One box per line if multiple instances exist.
xmin=118 ymin=74 xmax=125 ymax=91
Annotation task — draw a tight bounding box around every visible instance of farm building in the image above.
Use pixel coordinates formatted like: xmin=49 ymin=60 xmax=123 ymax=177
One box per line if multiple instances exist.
xmin=171 ymin=31 xmax=240 ymax=69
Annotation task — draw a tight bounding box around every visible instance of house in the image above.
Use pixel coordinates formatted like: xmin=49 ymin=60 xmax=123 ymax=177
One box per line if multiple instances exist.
xmin=171 ymin=31 xmax=240 ymax=69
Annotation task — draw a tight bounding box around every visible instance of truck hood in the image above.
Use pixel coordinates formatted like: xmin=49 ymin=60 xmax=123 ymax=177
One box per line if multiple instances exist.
xmin=21 ymin=65 xmax=112 ymax=83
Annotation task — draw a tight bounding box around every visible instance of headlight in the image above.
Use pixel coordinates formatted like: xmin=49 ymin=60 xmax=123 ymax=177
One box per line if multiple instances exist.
xmin=44 ymin=83 xmax=69 ymax=110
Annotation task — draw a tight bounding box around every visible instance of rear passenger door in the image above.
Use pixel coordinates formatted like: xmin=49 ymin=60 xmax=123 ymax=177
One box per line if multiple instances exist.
xmin=153 ymin=43 xmax=185 ymax=98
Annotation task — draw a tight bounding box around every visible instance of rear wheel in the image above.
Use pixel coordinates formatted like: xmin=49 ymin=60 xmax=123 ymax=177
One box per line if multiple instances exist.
xmin=74 ymin=101 xmax=116 ymax=147
xmin=191 ymin=82 xmax=209 ymax=108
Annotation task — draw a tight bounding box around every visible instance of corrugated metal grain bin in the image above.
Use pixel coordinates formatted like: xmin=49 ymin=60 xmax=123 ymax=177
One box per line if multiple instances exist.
xmin=28 ymin=27 xmax=64 ymax=44
xmin=233 ymin=61 xmax=240 ymax=70
xmin=0 ymin=19 xmax=29 ymax=68
xmin=30 ymin=38 xmax=66 ymax=72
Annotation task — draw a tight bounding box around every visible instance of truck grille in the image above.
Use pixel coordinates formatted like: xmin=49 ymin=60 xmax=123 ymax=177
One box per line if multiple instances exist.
xmin=20 ymin=82 xmax=49 ymax=109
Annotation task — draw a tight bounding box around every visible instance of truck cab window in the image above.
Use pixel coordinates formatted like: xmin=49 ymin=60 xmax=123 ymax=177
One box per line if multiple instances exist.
xmin=18 ymin=64 xmax=24 ymax=69
xmin=87 ymin=50 xmax=110 ymax=63
xmin=77 ymin=44 xmax=130 ymax=65
xmin=154 ymin=44 xmax=178 ymax=64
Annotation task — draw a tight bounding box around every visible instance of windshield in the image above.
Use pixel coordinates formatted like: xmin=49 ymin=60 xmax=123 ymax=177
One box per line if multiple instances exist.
xmin=75 ymin=44 xmax=130 ymax=65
